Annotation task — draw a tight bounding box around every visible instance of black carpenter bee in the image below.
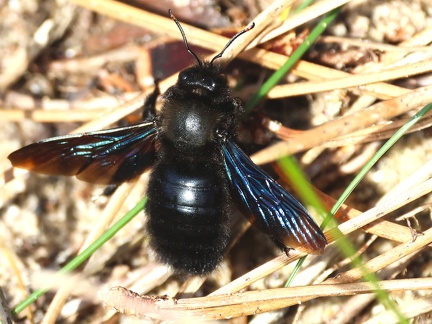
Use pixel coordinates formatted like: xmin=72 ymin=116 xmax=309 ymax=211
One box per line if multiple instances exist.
xmin=8 ymin=10 xmax=326 ymax=275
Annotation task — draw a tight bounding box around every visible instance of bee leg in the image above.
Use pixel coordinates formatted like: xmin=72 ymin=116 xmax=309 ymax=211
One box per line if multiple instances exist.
xmin=100 ymin=184 xmax=119 ymax=197
xmin=272 ymin=239 xmax=293 ymax=256
xmin=142 ymin=80 xmax=160 ymax=122
xmin=284 ymin=247 xmax=293 ymax=257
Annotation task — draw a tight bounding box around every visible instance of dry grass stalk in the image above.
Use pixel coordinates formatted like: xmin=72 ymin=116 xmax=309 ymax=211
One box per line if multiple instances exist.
xmin=2 ymin=1 xmax=432 ymax=323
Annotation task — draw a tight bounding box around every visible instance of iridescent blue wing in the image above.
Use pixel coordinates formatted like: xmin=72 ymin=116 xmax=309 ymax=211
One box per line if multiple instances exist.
xmin=222 ymin=140 xmax=327 ymax=254
xmin=8 ymin=122 xmax=157 ymax=185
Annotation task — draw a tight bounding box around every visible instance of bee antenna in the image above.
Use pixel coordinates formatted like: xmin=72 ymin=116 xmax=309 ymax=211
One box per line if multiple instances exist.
xmin=210 ymin=22 xmax=255 ymax=65
xmin=169 ymin=9 xmax=203 ymax=67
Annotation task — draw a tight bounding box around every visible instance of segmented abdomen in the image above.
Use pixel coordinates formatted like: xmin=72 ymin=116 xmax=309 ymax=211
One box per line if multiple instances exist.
xmin=146 ymin=161 xmax=229 ymax=275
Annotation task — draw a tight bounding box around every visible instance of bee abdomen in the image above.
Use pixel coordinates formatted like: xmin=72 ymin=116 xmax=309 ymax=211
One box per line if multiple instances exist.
xmin=146 ymin=162 xmax=229 ymax=275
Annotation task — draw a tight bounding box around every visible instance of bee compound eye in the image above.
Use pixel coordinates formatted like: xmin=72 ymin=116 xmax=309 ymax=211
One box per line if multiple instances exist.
xmin=179 ymin=70 xmax=189 ymax=84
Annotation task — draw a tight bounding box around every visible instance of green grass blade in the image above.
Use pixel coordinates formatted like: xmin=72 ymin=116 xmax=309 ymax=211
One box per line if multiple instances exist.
xmin=12 ymin=197 xmax=147 ymax=315
xmin=245 ymin=6 xmax=342 ymax=114
xmin=254 ymin=2 xmax=343 ymax=289
xmin=279 ymin=104 xmax=432 ymax=322
xmin=329 ymin=103 xmax=432 ymax=216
